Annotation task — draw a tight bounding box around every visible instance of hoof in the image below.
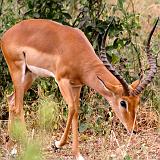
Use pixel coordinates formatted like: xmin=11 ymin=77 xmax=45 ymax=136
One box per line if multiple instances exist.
xmin=76 ymin=154 xmax=85 ymax=160
xmin=51 ymin=140 xmax=61 ymax=152
xmin=10 ymin=145 xmax=17 ymax=158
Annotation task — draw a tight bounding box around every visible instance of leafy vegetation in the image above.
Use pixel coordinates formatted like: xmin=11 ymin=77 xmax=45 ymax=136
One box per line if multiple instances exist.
xmin=0 ymin=0 xmax=160 ymax=159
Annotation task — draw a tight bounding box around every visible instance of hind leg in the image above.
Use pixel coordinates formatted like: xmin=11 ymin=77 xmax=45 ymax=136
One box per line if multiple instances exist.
xmin=8 ymin=70 xmax=36 ymax=132
xmin=6 ymin=70 xmax=36 ymax=153
xmin=6 ymin=68 xmax=36 ymax=152
xmin=8 ymin=71 xmax=36 ymax=108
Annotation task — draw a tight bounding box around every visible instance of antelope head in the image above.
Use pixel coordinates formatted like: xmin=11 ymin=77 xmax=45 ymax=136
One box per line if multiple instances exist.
xmin=99 ymin=18 xmax=159 ymax=133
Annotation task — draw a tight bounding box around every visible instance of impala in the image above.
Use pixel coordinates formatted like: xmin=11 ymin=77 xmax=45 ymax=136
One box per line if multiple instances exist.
xmin=0 ymin=17 xmax=158 ymax=160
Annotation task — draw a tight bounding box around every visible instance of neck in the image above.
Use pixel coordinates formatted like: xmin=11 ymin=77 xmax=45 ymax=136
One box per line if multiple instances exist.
xmin=82 ymin=64 xmax=121 ymax=99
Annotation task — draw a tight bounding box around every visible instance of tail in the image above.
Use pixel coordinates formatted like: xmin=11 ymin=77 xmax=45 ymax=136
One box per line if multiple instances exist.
xmin=23 ymin=51 xmax=31 ymax=74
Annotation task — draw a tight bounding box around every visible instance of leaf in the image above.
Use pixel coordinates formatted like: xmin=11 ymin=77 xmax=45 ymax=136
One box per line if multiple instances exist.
xmin=117 ymin=0 xmax=125 ymax=10
xmin=123 ymin=155 xmax=132 ymax=160
xmin=27 ymin=0 xmax=34 ymax=9
xmin=111 ymin=53 xmax=119 ymax=64
xmin=85 ymin=25 xmax=93 ymax=33
xmin=24 ymin=10 xmax=32 ymax=16
xmin=33 ymin=13 xmax=40 ymax=18
xmin=79 ymin=123 xmax=88 ymax=133
xmin=63 ymin=12 xmax=72 ymax=19
xmin=113 ymin=38 xmax=119 ymax=49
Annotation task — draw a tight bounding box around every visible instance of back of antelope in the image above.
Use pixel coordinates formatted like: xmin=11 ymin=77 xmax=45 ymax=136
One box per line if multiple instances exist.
xmin=0 ymin=17 xmax=158 ymax=160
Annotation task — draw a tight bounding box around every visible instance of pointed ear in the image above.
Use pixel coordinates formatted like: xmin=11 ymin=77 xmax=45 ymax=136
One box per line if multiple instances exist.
xmin=97 ymin=76 xmax=119 ymax=94
xmin=97 ymin=76 xmax=126 ymax=96
xmin=130 ymin=80 xmax=140 ymax=89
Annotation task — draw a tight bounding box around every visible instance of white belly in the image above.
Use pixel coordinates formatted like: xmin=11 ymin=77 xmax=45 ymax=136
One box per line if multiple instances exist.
xmin=27 ymin=65 xmax=55 ymax=78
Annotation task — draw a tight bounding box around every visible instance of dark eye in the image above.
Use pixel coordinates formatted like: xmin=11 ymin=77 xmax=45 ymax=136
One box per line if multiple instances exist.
xmin=120 ymin=100 xmax=127 ymax=108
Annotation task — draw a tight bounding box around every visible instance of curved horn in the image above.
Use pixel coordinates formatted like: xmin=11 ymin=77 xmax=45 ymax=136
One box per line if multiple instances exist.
xmin=101 ymin=18 xmax=114 ymax=51
xmin=131 ymin=17 xmax=159 ymax=96
xmin=99 ymin=18 xmax=130 ymax=96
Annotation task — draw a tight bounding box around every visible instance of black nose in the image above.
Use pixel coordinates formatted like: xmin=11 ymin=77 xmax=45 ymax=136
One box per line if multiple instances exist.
xmin=133 ymin=130 xmax=137 ymax=134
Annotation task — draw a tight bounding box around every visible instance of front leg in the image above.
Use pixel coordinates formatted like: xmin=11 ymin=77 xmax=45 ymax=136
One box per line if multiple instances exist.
xmin=54 ymin=79 xmax=76 ymax=148
xmin=71 ymin=87 xmax=84 ymax=160
xmin=72 ymin=108 xmax=84 ymax=160
xmin=53 ymin=79 xmax=84 ymax=159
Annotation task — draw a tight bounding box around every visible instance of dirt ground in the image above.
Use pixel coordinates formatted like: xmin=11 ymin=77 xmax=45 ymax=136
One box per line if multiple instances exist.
xmin=42 ymin=129 xmax=160 ymax=160
xmin=0 ymin=114 xmax=160 ymax=160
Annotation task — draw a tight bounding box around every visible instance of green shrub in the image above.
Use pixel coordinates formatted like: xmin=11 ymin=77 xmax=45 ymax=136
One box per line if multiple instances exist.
xmin=37 ymin=96 xmax=62 ymax=131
